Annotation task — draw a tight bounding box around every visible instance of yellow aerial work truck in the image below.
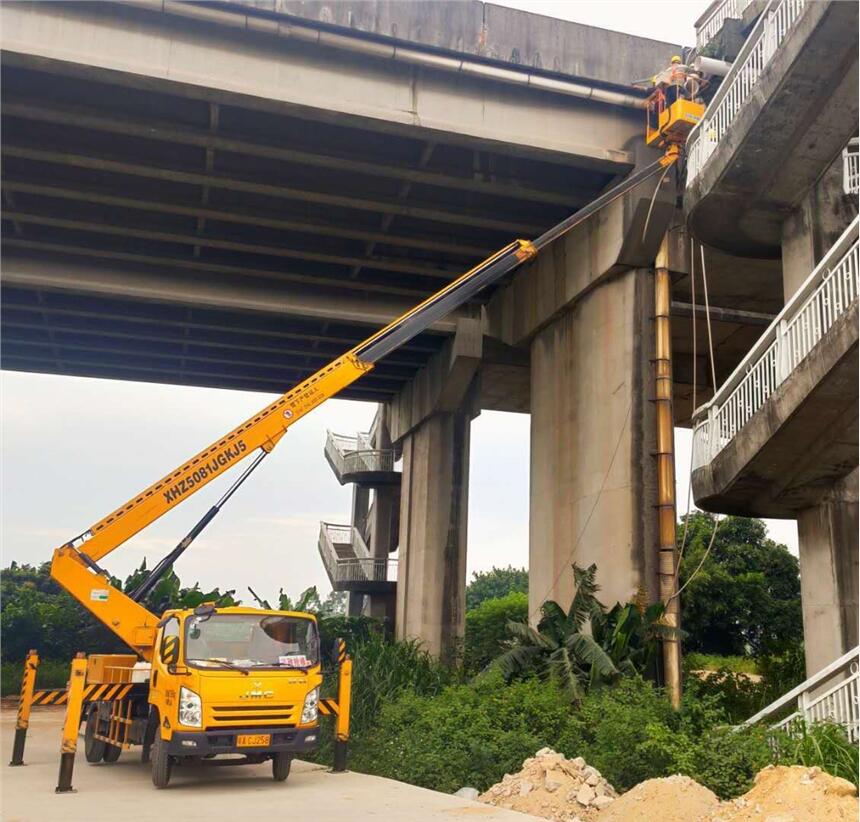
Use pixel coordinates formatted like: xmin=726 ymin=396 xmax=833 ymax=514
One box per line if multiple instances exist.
xmin=10 ymin=61 xmax=701 ymax=793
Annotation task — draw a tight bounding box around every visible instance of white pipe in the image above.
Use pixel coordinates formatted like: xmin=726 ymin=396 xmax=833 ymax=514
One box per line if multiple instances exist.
xmin=694 ymin=55 xmax=732 ymax=77
xmin=125 ymin=0 xmax=647 ymax=109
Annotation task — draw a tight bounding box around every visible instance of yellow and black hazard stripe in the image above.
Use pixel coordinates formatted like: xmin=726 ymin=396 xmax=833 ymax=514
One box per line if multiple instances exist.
xmin=337 ymin=639 xmax=348 ymax=666
xmin=32 ymin=683 xmax=134 ymax=707
xmin=318 ymin=698 xmax=339 ymax=717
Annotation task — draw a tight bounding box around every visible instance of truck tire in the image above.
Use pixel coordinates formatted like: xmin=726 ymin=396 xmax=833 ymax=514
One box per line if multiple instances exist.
xmin=272 ymin=752 xmax=292 ymax=782
xmin=102 ymin=742 xmax=122 ymax=763
xmin=151 ymin=733 xmax=172 ymax=788
xmin=84 ymin=706 xmax=106 ymax=764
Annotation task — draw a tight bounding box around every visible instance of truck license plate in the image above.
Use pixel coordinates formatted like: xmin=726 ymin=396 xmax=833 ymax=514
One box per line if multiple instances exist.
xmin=237 ymin=734 xmax=270 ymax=747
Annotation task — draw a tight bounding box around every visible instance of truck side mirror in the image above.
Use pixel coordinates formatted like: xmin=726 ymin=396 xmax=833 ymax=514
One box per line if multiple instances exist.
xmin=160 ymin=635 xmax=179 ymax=667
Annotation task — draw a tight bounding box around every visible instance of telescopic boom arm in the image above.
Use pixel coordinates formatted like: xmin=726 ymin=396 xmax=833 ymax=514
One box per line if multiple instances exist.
xmin=50 ymin=150 xmax=678 ymax=658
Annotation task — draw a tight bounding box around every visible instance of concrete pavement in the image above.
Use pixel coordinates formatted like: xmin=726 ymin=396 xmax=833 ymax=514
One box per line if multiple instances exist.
xmin=1 ymin=707 xmax=540 ymax=822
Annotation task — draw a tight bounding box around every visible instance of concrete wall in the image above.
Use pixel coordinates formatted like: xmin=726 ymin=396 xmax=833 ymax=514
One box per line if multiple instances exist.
xmin=528 ymin=267 xmax=659 ymax=614
xmin=797 ymin=469 xmax=859 ymax=675
xmin=782 ymin=155 xmax=859 ymax=301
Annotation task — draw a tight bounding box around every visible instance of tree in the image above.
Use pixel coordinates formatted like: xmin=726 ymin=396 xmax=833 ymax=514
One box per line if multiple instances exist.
xmin=464 ymin=591 xmax=528 ymax=673
xmin=465 ymin=566 xmax=528 ymax=611
xmin=678 ymin=513 xmax=802 ymax=657
xmin=498 ymin=564 xmax=672 ymax=700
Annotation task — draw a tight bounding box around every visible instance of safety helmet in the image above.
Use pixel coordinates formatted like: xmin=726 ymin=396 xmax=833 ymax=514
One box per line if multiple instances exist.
xmin=670 ymin=55 xmax=682 ymax=64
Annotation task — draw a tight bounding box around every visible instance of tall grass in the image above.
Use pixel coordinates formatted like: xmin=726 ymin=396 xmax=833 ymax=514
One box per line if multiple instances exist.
xmin=773 ymin=722 xmax=859 ymax=786
xmin=312 ymin=633 xmax=454 ymax=764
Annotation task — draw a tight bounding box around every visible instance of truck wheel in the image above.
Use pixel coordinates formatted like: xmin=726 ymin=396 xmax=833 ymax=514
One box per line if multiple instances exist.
xmin=84 ymin=706 xmax=106 ymax=764
xmin=151 ymin=733 xmax=172 ymax=788
xmin=272 ymin=752 xmax=292 ymax=782
xmin=102 ymin=742 xmax=122 ymax=763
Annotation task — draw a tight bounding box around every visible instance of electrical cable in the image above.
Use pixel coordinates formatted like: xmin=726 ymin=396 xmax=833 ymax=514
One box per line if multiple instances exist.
xmin=670 ymin=241 xmax=722 ymax=602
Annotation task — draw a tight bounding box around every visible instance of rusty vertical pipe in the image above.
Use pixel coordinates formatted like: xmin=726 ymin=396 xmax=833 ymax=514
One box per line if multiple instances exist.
xmin=654 ymin=234 xmax=681 ymax=709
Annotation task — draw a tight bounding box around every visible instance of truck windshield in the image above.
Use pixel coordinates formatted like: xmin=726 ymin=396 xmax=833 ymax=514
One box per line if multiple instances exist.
xmin=184 ymin=614 xmax=319 ymax=670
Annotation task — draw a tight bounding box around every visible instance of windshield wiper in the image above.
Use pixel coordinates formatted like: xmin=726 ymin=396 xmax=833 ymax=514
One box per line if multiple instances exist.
xmin=188 ymin=658 xmax=250 ymax=675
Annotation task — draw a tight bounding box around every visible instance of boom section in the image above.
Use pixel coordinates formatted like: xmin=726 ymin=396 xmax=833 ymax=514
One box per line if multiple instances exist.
xmin=57 ymin=240 xmax=535 ymax=566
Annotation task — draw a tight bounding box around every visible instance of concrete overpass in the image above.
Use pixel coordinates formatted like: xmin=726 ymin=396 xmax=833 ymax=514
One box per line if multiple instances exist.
xmin=1 ymin=0 xmax=797 ymax=659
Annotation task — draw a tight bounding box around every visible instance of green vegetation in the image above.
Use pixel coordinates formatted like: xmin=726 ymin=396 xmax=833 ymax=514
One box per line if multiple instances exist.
xmin=465 ymin=565 xmax=528 ymax=610
xmin=463 ymin=591 xmax=528 ymax=673
xmin=685 ymin=652 xmax=760 ymax=674
xmin=498 ymin=564 xmax=673 ymax=699
xmin=1 ymin=658 xmax=68 ymax=697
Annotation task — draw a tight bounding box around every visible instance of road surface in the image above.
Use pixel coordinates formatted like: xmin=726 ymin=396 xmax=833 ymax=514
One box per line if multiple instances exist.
xmin=1 ymin=707 xmax=539 ymax=822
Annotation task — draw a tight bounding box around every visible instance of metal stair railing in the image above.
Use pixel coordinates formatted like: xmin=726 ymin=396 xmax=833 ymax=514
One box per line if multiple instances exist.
xmin=318 ymin=521 xmax=394 ymax=587
xmin=742 ymin=646 xmax=859 ymax=742
xmin=687 ymin=0 xmax=806 ymax=182
xmin=692 ymin=216 xmax=859 ymax=469
xmin=325 ymin=430 xmax=396 ymax=477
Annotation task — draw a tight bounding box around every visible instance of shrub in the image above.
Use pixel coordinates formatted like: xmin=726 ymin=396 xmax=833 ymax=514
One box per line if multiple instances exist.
xmin=463 ymin=592 xmax=528 ymax=674
xmin=353 ymin=671 xmax=577 ymax=792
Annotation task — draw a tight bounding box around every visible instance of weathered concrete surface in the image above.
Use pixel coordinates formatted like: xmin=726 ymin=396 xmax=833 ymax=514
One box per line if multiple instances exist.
xmin=0 ymin=708 xmax=539 ymax=822
xmin=395 ymin=400 xmax=473 ymax=661
xmin=1 ymin=0 xmax=643 ymax=168
xmin=692 ymin=301 xmax=859 ymax=518
xmin=685 ymin=0 xmax=859 ymax=257
xmin=782 ymin=155 xmax=859 ymax=301
xmin=528 ymin=268 xmax=659 ymax=615
xmin=239 ymin=1 xmax=682 ymax=89
xmin=797 ymin=469 xmax=859 ymax=677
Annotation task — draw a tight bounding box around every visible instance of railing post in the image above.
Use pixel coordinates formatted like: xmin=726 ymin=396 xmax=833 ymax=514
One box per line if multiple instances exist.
xmin=775 ymin=319 xmax=790 ymax=384
xmin=707 ymin=406 xmax=718 ymax=461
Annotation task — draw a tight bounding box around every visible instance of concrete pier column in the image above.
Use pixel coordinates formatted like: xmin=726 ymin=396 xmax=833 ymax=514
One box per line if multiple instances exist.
xmin=797 ymin=468 xmax=859 ymax=676
xmin=395 ymin=405 xmax=472 ymax=663
xmin=528 ymin=267 xmax=659 ymax=615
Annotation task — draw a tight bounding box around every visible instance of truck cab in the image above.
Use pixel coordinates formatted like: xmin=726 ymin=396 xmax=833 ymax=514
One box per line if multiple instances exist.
xmin=146 ymin=604 xmax=322 ymax=787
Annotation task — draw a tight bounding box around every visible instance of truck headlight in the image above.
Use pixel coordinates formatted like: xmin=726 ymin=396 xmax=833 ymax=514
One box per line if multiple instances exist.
xmin=301 ymin=687 xmax=319 ymax=724
xmin=179 ymin=686 xmax=202 ymax=728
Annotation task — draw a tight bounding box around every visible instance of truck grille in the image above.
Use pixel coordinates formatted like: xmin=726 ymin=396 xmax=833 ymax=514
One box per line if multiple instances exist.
xmin=209 ymin=704 xmax=297 ymax=726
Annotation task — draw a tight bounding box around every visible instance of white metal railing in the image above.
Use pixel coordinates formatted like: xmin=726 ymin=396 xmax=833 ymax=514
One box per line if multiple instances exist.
xmin=317 ymin=521 xmax=395 ymax=586
xmin=334 ymin=557 xmax=398 ymax=584
xmin=325 ymin=430 xmax=396 ymax=477
xmin=696 ymin=0 xmax=757 ymax=50
xmin=743 ymin=647 xmax=859 ymax=742
xmin=687 ymin=0 xmax=806 ymax=182
xmin=844 ymin=138 xmax=859 ymax=195
xmin=692 ymin=216 xmax=859 ymax=469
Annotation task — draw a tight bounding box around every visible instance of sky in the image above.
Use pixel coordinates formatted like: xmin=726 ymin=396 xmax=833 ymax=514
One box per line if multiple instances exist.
xmin=0 ymin=1 xmax=798 ymax=605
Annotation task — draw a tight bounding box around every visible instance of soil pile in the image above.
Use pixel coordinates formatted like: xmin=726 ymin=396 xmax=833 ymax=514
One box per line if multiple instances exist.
xmin=706 ymin=765 xmax=858 ymax=821
xmin=478 ymin=747 xmax=619 ymax=821
xmin=596 ymin=774 xmax=720 ymax=822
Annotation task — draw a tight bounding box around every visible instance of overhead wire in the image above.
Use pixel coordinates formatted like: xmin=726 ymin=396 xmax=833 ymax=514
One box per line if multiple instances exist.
xmin=671 ymin=241 xmax=722 ymax=602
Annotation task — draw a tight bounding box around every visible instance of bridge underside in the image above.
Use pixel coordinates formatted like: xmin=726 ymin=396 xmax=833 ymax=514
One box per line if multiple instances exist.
xmin=0 ymin=53 xmax=616 ymax=402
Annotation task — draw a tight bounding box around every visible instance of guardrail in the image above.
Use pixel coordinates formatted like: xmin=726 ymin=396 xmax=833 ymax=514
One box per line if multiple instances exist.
xmin=743 ymin=646 xmax=859 ymax=742
xmin=318 ymin=521 xmax=396 ymax=587
xmin=687 ymin=0 xmax=806 ymax=182
xmin=844 ymin=138 xmax=859 ymax=196
xmin=696 ymin=0 xmax=757 ymax=50
xmin=325 ymin=430 xmax=396 ymax=477
xmin=692 ymin=216 xmax=859 ymax=469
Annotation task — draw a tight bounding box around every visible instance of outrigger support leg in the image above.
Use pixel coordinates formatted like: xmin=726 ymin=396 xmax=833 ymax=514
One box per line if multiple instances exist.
xmin=9 ymin=649 xmax=39 ymax=766
xmin=56 ymin=653 xmax=87 ymax=793
xmin=332 ymin=639 xmax=352 ymax=773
